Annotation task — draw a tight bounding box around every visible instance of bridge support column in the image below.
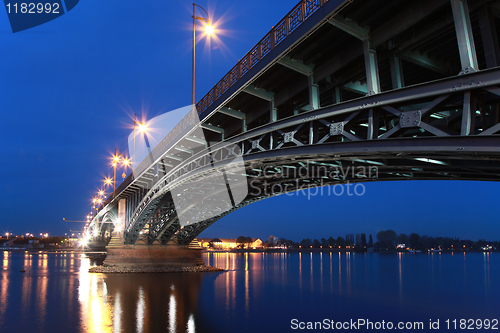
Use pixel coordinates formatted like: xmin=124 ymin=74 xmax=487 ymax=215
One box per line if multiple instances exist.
xmin=388 ymin=40 xmax=404 ymax=89
xmin=104 ymin=243 xmax=204 ymax=267
xmin=334 ymin=86 xmax=342 ymax=104
xmin=478 ymin=4 xmax=500 ymax=69
xmin=363 ymin=38 xmax=381 ymax=95
xmin=308 ymin=75 xmax=319 ymax=110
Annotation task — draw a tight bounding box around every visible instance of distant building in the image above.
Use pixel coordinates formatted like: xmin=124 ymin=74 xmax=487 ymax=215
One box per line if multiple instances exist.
xmin=268 ymin=235 xmax=278 ymax=247
xmin=198 ymin=238 xmax=263 ymax=249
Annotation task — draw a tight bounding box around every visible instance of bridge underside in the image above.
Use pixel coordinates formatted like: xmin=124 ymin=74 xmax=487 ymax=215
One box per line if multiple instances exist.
xmin=87 ymin=0 xmax=500 ymax=253
xmin=124 ymin=135 xmax=500 ymax=246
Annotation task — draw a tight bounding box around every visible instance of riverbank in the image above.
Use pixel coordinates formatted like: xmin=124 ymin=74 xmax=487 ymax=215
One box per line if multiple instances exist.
xmin=89 ymin=264 xmax=224 ymax=274
xmin=204 ymin=248 xmax=499 ymax=254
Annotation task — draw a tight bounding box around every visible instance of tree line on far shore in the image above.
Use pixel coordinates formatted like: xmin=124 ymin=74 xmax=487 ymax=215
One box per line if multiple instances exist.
xmin=262 ymin=230 xmax=499 ymax=251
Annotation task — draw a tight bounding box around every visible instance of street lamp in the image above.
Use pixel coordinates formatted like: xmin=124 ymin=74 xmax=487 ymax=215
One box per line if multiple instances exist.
xmin=132 ymin=114 xmax=148 ymax=173
xmin=192 ymin=3 xmax=215 ymax=110
xmin=111 ymin=149 xmax=131 ymax=197
xmin=104 ymin=177 xmax=112 ymax=186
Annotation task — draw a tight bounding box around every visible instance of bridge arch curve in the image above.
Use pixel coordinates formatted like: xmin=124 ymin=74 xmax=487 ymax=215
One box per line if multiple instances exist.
xmin=124 ymin=134 xmax=500 ymax=245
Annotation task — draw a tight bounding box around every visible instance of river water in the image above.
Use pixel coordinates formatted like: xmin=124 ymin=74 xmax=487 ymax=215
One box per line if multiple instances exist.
xmin=0 ymin=251 xmax=498 ymax=332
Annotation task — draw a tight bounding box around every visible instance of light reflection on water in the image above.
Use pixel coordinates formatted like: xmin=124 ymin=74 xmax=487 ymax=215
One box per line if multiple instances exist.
xmin=0 ymin=251 xmax=498 ymax=332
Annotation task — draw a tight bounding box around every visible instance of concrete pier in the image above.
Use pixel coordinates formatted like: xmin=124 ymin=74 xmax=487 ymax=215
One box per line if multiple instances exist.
xmin=104 ymin=244 xmax=204 ymax=266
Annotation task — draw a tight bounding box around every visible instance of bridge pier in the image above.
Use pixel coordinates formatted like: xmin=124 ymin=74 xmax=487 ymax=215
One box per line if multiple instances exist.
xmin=104 ymin=241 xmax=204 ymax=267
xmin=104 ymin=198 xmax=204 ymax=267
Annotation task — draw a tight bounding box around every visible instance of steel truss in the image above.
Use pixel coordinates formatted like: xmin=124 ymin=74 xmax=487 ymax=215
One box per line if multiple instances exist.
xmin=121 ymin=69 xmax=500 ymax=245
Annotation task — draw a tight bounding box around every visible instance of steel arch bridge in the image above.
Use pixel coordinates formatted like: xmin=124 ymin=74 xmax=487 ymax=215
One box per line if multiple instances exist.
xmin=86 ymin=0 xmax=500 ymax=248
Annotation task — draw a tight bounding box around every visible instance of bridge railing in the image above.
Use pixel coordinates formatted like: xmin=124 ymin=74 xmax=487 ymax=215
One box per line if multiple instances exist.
xmin=195 ymin=0 xmax=330 ymax=115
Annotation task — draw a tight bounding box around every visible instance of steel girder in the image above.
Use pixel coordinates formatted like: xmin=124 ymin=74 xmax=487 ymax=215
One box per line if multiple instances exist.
xmin=113 ymin=69 xmax=500 ymax=245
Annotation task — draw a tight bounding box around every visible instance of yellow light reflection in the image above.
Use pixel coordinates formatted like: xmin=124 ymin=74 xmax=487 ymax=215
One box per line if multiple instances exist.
xmin=136 ymin=287 xmax=145 ymax=333
xmin=186 ymin=314 xmax=196 ymax=333
xmin=0 ymin=257 xmax=9 ymax=327
xmin=36 ymin=275 xmax=48 ymax=326
xmin=79 ymin=256 xmax=113 ymax=333
xmin=338 ymin=252 xmax=342 ymax=296
xmin=320 ymin=252 xmax=324 ymax=293
xmin=113 ymin=292 xmax=122 ymax=333
xmin=299 ymin=252 xmax=302 ymax=291
xmin=3 ymin=251 xmax=9 ymax=268
xmin=310 ymin=252 xmax=314 ymax=291
xmin=168 ymin=293 xmax=176 ymax=333
xmin=245 ymin=253 xmax=249 ymax=315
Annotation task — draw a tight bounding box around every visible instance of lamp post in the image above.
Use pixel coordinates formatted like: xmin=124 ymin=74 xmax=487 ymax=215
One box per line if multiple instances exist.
xmin=111 ymin=148 xmax=130 ymax=197
xmin=132 ymin=114 xmax=147 ymax=173
xmin=192 ymin=3 xmax=214 ymax=112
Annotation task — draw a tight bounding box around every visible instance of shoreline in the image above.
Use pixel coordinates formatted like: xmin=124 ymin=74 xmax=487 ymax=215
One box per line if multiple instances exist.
xmin=203 ymin=248 xmax=498 ymax=254
xmin=89 ymin=264 xmax=224 ymax=274
xmin=2 ymin=248 xmax=497 ymax=254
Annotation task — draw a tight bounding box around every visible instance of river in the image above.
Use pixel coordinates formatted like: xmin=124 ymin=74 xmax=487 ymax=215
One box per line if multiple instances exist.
xmin=0 ymin=251 xmax=498 ymax=332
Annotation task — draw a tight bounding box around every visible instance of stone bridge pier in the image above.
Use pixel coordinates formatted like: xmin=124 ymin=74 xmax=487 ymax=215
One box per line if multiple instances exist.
xmin=103 ymin=199 xmax=204 ymax=267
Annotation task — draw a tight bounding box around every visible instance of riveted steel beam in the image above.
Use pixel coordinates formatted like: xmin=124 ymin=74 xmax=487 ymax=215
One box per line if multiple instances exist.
xmin=165 ymin=154 xmax=183 ymax=162
xmin=401 ymin=50 xmax=454 ymax=76
xmin=343 ymin=81 xmax=368 ymax=95
xmin=328 ymin=15 xmax=369 ymax=40
xmin=185 ymin=135 xmax=207 ymax=146
xmin=278 ymin=55 xmax=314 ymax=76
xmin=174 ymin=146 xmax=194 ymax=154
xmin=201 ymin=123 xmax=225 ymax=135
xmin=243 ymin=85 xmax=275 ymax=101
xmin=219 ymin=106 xmax=245 ymax=119
xmin=450 ymin=0 xmax=479 ymax=74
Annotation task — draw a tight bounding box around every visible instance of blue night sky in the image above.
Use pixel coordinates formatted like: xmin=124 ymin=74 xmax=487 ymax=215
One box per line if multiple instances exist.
xmin=0 ymin=1 xmax=498 ymax=241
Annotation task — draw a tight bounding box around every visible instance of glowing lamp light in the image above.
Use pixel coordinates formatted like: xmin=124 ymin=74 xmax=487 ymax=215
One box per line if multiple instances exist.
xmin=98 ymin=190 xmax=104 ymax=196
xmin=105 ymin=178 xmax=112 ymax=185
xmin=80 ymin=237 xmax=89 ymax=247
xmin=137 ymin=122 xmax=147 ymax=133
xmin=122 ymin=159 xmax=130 ymax=166
xmin=204 ymin=25 xmax=214 ymax=35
